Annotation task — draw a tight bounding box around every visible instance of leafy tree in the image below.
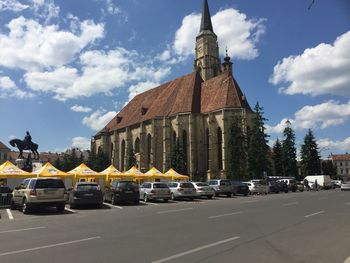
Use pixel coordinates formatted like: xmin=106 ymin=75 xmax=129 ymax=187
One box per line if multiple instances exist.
xmin=227 ymin=116 xmax=247 ymax=180
xmin=126 ymin=146 xmax=137 ymax=170
xmin=247 ymin=102 xmax=271 ymax=179
xmin=168 ymin=139 xmax=187 ymax=175
xmin=272 ymin=138 xmax=283 ymax=176
xmin=88 ymin=148 xmax=111 ymax=172
xmin=300 ymin=129 xmax=321 ymax=176
xmin=53 ymin=157 xmax=62 ymax=170
xmin=321 ymin=160 xmax=337 ymax=178
xmin=282 ymin=120 xmax=298 ymax=178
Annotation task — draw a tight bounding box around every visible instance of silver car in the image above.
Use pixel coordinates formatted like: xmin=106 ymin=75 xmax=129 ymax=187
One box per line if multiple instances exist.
xmin=191 ymin=182 xmax=214 ymax=199
xmin=139 ymin=182 xmax=171 ymax=202
xmin=208 ymin=179 xmax=233 ymax=197
xmin=341 ymin=181 xmax=350 ymax=191
xmin=167 ymin=182 xmax=197 ymax=201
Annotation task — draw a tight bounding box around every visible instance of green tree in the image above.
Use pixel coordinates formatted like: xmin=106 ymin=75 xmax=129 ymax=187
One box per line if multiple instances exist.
xmin=168 ymin=139 xmax=187 ymax=175
xmin=272 ymin=138 xmax=283 ymax=176
xmin=126 ymin=146 xmax=137 ymax=170
xmin=300 ymin=129 xmax=321 ymax=177
xmin=53 ymin=157 xmax=62 ymax=170
xmin=247 ymin=102 xmax=271 ymax=179
xmin=321 ymin=160 xmax=337 ymax=178
xmin=282 ymin=120 xmax=298 ymax=178
xmin=88 ymin=148 xmax=111 ymax=172
xmin=227 ymin=116 xmax=247 ymax=180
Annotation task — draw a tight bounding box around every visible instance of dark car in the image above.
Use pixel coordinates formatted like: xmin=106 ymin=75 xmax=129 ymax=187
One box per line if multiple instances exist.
xmin=0 ymin=186 xmax=12 ymax=207
xmin=231 ymin=181 xmax=249 ymax=196
xmin=104 ymin=180 xmax=139 ymax=205
xmin=68 ymin=182 xmax=103 ymax=209
xmin=267 ymin=181 xmax=281 ymax=194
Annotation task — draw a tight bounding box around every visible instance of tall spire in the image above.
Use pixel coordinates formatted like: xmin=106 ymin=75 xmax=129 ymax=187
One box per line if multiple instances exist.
xmin=200 ymin=0 xmax=213 ymax=32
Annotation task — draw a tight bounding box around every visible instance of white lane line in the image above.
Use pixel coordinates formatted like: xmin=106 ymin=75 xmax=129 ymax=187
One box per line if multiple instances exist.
xmin=0 ymin=227 xmax=47 ymax=234
xmin=140 ymin=201 xmax=159 ymax=206
xmin=0 ymin=236 xmax=101 ymax=257
xmin=103 ymin=202 xmax=123 ymax=209
xmin=304 ymin=210 xmax=325 ymax=218
xmin=6 ymin=209 xmax=14 ymax=220
xmin=282 ymin=202 xmax=299 ymax=207
xmin=64 ymin=207 xmax=76 ymax=213
xmin=208 ymin=211 xmax=242 ymax=219
xmin=240 ymin=200 xmax=258 ymax=204
xmin=152 ymin=236 xmax=240 ymax=263
xmin=157 ymin=208 xmax=193 ymax=214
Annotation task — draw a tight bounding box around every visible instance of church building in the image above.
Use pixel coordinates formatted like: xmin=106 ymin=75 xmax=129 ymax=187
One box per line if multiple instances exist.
xmin=92 ymin=0 xmax=253 ymax=180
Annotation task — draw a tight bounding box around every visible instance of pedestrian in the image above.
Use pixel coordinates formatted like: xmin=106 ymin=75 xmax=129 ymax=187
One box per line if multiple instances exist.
xmin=315 ymin=179 xmax=318 ymax=191
xmin=304 ymin=179 xmax=310 ymax=191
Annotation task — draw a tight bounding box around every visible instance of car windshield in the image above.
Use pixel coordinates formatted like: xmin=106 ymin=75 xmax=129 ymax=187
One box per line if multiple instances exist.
xmin=220 ymin=180 xmax=231 ymax=186
xmin=195 ymin=183 xmax=208 ymax=187
xmin=208 ymin=181 xmax=218 ymax=185
xmin=180 ymin=183 xmax=194 ymax=188
xmin=76 ymin=184 xmax=100 ymax=191
xmin=119 ymin=182 xmax=139 ymax=188
xmin=153 ymin=183 xmax=168 ymax=188
xmin=35 ymin=179 xmax=65 ymax=189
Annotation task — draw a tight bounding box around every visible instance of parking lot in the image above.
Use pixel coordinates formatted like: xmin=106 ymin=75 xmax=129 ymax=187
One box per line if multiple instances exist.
xmin=0 ymin=189 xmax=350 ymax=263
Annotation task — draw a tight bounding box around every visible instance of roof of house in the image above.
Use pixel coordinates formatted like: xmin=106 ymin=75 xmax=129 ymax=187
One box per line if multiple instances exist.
xmin=331 ymin=154 xmax=350 ymax=161
xmin=97 ymin=71 xmax=251 ymax=136
xmin=0 ymin=141 xmax=10 ymax=151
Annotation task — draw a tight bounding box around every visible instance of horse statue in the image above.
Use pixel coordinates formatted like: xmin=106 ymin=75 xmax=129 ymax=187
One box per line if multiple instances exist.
xmin=9 ymin=139 xmax=39 ymax=160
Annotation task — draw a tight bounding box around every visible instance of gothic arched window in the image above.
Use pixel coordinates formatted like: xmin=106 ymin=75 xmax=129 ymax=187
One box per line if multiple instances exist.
xmin=121 ymin=140 xmax=125 ymax=171
xmin=182 ymin=130 xmax=188 ymax=173
xmin=217 ymin=127 xmax=223 ymax=170
xmin=134 ymin=138 xmax=140 ymax=154
xmin=147 ymin=134 xmax=152 ymax=168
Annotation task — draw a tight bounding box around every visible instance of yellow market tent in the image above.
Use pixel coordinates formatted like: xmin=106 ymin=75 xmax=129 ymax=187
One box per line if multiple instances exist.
xmin=0 ymin=161 xmax=34 ymax=179
xmin=123 ymin=166 xmax=151 ymax=182
xmin=164 ymin=168 xmax=189 ymax=181
xmin=145 ymin=167 xmax=167 ymax=180
xmin=100 ymin=165 xmax=133 ymax=184
xmin=32 ymin=162 xmax=71 ymax=178
xmin=68 ymin=163 xmax=104 ymax=184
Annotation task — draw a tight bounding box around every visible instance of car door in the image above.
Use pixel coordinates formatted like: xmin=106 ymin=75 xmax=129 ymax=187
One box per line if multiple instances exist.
xmin=13 ymin=179 xmax=30 ymax=204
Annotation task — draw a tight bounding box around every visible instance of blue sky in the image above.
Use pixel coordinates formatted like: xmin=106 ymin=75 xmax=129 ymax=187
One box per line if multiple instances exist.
xmin=0 ymin=0 xmax=349 ymax=158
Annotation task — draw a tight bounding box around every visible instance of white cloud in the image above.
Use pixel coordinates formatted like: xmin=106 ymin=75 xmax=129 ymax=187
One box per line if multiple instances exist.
xmin=82 ymin=108 xmax=117 ymax=131
xmin=0 ymin=75 xmax=34 ymax=99
xmin=0 ymin=16 xmax=104 ymax=71
xmin=173 ymin=8 xmax=265 ymax=60
xmin=31 ymin=0 xmax=60 ymax=23
xmin=0 ymin=0 xmax=29 ymax=12
xmin=25 ymin=48 xmax=171 ymax=101
xmin=318 ymin=137 xmax=350 ymax=152
xmin=128 ymin=81 xmax=160 ymax=103
xmin=270 ymin=31 xmax=350 ymax=97
xmin=71 ymin=136 xmax=91 ymax=150
xmin=266 ymin=100 xmax=350 ymax=134
xmin=70 ymin=105 xmax=92 ymax=113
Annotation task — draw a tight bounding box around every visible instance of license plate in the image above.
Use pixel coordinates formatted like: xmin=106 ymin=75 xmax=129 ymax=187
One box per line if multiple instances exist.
xmin=1 ymin=193 xmax=8 ymax=197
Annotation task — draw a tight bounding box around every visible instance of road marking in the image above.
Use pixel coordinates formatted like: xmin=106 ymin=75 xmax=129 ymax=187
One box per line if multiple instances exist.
xmin=6 ymin=209 xmax=14 ymax=220
xmin=140 ymin=201 xmax=159 ymax=206
xmin=240 ymin=200 xmax=258 ymax=204
xmin=151 ymin=236 xmax=240 ymax=263
xmin=157 ymin=208 xmax=193 ymax=214
xmin=282 ymin=202 xmax=299 ymax=207
xmin=0 ymin=227 xmax=47 ymax=234
xmin=0 ymin=236 xmax=101 ymax=257
xmin=304 ymin=211 xmax=325 ymax=218
xmin=208 ymin=211 xmax=242 ymax=219
xmin=103 ymin=202 xmax=123 ymax=209
xmin=64 ymin=207 xmax=76 ymax=213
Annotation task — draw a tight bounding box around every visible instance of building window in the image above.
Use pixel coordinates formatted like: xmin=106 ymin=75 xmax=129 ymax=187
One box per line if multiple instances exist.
xmin=217 ymin=127 xmax=223 ymax=170
xmin=346 ymin=168 xmax=349 ymax=174
xmin=206 ymin=128 xmax=209 ymax=171
xmin=147 ymin=134 xmax=152 ymax=168
xmin=135 ymin=138 xmax=140 ymax=154
xmin=340 ymin=162 xmax=343 ymax=166
xmin=182 ymin=130 xmax=188 ymax=173
xmin=121 ymin=140 xmax=125 ymax=171
xmin=340 ymin=169 xmax=343 ymax=174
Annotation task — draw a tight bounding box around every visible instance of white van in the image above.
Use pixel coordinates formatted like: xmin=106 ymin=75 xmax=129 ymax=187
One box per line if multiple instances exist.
xmin=304 ymin=175 xmax=332 ymax=190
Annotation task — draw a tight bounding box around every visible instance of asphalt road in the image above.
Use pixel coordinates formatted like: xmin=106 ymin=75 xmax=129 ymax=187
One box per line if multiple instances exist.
xmin=0 ymin=189 xmax=350 ymax=263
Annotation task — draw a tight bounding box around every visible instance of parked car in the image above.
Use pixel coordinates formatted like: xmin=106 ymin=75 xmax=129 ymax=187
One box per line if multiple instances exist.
xmin=139 ymin=182 xmax=171 ymax=202
xmin=191 ymin=182 xmax=214 ymax=199
xmin=244 ymin=180 xmax=268 ymax=195
xmin=331 ymin=180 xmax=342 ymax=188
xmin=304 ymin=175 xmax=332 ymax=190
xmin=11 ymin=177 xmax=66 ymax=214
xmin=104 ymin=180 xmax=140 ymax=205
xmin=296 ymin=182 xmax=304 ymax=192
xmin=208 ymin=179 xmax=233 ymax=197
xmin=68 ymin=182 xmax=103 ymax=209
xmin=276 ymin=179 xmax=297 ymax=192
xmin=341 ymin=181 xmax=350 ymax=191
xmin=267 ymin=181 xmax=280 ymax=194
xmin=168 ymin=182 xmax=197 ymax=201
xmin=0 ymin=186 xmax=12 ymax=207
xmin=231 ymin=181 xmax=249 ymax=196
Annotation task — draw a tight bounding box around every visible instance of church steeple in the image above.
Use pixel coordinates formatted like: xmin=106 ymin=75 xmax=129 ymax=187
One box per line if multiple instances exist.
xmin=194 ymin=0 xmax=222 ymax=81
xmin=200 ymin=0 xmax=213 ymax=32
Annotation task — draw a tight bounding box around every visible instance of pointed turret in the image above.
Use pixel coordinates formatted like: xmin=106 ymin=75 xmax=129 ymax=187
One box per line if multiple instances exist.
xmin=200 ymin=0 xmax=213 ymax=32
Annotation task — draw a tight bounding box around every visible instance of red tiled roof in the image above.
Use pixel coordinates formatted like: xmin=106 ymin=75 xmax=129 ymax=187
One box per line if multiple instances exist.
xmin=97 ymin=71 xmax=251 ymax=135
xmin=331 ymin=154 xmax=350 ymax=161
xmin=0 ymin=141 xmax=10 ymax=150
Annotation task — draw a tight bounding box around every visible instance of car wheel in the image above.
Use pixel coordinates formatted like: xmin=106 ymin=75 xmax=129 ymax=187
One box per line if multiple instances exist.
xmin=164 ymin=199 xmax=168 ymax=203
xmin=227 ymin=193 xmax=232 ymax=198
xmin=143 ymin=194 xmax=148 ymax=202
xmin=170 ymin=193 xmax=175 ymax=201
xmin=134 ymin=199 xmax=140 ymax=205
xmin=244 ymin=193 xmax=248 ymax=197
xmin=57 ymin=203 xmax=65 ymax=213
xmin=22 ymin=198 xmax=29 ymax=214
xmin=111 ymin=195 xmax=117 ymax=205
xmin=70 ymin=202 xmax=77 ymax=209
xmin=189 ymin=197 xmax=194 ymax=201
xmin=10 ymin=200 xmax=16 ymax=210
xmin=208 ymin=195 xmax=213 ymax=199
xmin=97 ymin=203 xmax=103 ymax=209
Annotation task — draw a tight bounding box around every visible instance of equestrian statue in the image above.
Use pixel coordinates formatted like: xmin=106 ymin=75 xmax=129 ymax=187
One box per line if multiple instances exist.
xmin=9 ymin=131 xmax=40 ymax=160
